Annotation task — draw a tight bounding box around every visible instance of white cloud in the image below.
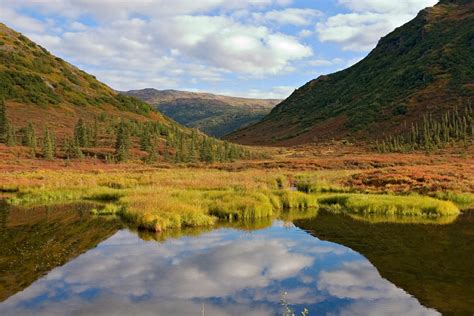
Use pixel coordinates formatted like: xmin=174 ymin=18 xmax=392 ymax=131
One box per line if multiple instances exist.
xmin=337 ymin=0 xmax=438 ymax=14
xmin=318 ymin=261 xmax=440 ymax=316
xmin=0 ymin=7 xmax=46 ymax=33
xmin=316 ymin=0 xmax=438 ymax=51
xmin=253 ymin=8 xmax=322 ymax=26
xmin=151 ymin=15 xmax=312 ymax=75
xmin=2 ymin=1 xmax=312 ymax=91
xmin=2 ymin=0 xmax=293 ymax=21
xmin=298 ymin=29 xmax=313 ymax=38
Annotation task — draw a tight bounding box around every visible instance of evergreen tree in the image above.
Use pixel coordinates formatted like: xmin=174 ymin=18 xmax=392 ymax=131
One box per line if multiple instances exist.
xmin=377 ymin=104 xmax=473 ymax=153
xmin=42 ymin=127 xmax=55 ymax=160
xmin=5 ymin=121 xmax=16 ymax=146
xmin=145 ymin=145 xmax=158 ymax=164
xmin=0 ymin=98 xmax=7 ymax=143
xmin=140 ymin=125 xmax=152 ymax=152
xmin=64 ymin=137 xmax=83 ymax=159
xmin=199 ymin=138 xmax=214 ymax=163
xmin=74 ymin=118 xmax=89 ymax=147
xmin=23 ymin=122 xmax=37 ymax=152
xmin=115 ymin=121 xmax=130 ymax=162
xmin=90 ymin=119 xmax=99 ymax=147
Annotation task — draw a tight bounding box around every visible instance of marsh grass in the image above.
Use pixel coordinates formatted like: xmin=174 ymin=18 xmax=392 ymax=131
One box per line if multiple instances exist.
xmin=7 ymin=187 xmax=122 ymax=206
xmin=2 ymin=169 xmax=463 ymax=232
xmin=295 ymin=173 xmax=348 ymax=193
xmin=90 ymin=203 xmax=122 ymax=215
xmin=276 ymin=190 xmax=318 ymax=210
xmin=317 ymin=193 xmax=459 ymax=216
xmin=431 ymin=192 xmax=474 ymax=210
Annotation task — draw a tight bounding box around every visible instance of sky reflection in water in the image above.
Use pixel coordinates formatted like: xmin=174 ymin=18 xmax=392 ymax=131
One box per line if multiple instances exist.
xmin=0 ymin=221 xmax=439 ymax=316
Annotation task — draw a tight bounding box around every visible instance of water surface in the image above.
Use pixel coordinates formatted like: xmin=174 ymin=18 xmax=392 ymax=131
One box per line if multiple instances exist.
xmin=0 ymin=202 xmax=473 ymax=315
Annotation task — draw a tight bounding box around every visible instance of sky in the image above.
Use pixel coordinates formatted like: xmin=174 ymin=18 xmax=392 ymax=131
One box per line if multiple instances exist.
xmin=1 ymin=0 xmax=438 ymax=99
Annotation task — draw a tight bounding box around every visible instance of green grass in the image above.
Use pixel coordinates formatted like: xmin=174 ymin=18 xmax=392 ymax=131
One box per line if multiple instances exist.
xmin=430 ymin=192 xmax=474 ymax=210
xmin=7 ymin=187 xmax=122 ymax=206
xmin=3 ymin=169 xmax=464 ymax=232
xmin=317 ymin=193 xmax=460 ymax=216
xmin=276 ymin=190 xmax=318 ymax=209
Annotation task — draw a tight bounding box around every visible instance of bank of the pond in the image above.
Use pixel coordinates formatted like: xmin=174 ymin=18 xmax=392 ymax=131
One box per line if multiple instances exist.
xmin=1 ymin=169 xmax=464 ymax=232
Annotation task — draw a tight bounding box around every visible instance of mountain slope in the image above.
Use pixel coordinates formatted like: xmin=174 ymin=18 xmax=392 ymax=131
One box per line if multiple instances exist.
xmin=227 ymin=0 xmax=474 ymax=146
xmin=124 ymin=89 xmax=279 ymax=137
xmin=0 ymin=23 xmax=256 ymax=163
xmin=0 ymin=23 xmax=167 ymax=138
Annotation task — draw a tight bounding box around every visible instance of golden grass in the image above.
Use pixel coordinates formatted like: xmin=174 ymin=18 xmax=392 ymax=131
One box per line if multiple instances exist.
xmin=1 ymin=168 xmax=463 ymax=232
xmin=317 ymin=193 xmax=460 ymax=216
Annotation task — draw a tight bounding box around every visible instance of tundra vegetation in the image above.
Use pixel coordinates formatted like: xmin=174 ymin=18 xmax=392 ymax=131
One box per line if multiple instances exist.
xmin=2 ymin=168 xmax=469 ymax=233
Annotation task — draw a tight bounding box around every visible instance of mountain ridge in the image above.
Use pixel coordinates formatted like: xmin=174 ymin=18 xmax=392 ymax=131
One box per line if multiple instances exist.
xmin=124 ymin=88 xmax=280 ymax=137
xmin=226 ymin=0 xmax=474 ymax=146
xmin=0 ymin=23 xmax=256 ymax=163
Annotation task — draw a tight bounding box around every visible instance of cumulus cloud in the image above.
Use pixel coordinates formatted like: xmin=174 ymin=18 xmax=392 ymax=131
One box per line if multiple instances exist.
xmin=1 ymin=0 xmax=439 ymax=96
xmin=337 ymin=0 xmax=438 ymax=14
xmin=318 ymin=261 xmax=440 ymax=316
xmin=2 ymin=0 xmax=292 ymax=20
xmin=316 ymin=0 xmax=438 ymax=51
xmin=253 ymin=8 xmax=322 ymax=26
xmin=151 ymin=15 xmax=312 ymax=74
xmin=0 ymin=7 xmax=47 ymax=33
xmin=2 ymin=0 xmax=313 ymax=92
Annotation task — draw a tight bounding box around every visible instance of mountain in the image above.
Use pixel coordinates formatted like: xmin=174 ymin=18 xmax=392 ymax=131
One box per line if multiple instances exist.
xmin=124 ymin=89 xmax=279 ymax=137
xmin=227 ymin=0 xmax=474 ymax=146
xmin=0 ymin=23 xmax=255 ymax=163
xmin=0 ymin=23 xmax=165 ymax=134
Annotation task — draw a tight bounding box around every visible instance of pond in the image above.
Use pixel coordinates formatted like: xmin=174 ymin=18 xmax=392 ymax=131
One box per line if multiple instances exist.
xmin=0 ymin=201 xmax=473 ymax=315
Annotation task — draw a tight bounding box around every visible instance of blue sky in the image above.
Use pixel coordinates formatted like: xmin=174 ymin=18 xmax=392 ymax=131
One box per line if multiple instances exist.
xmin=1 ymin=0 xmax=438 ymax=99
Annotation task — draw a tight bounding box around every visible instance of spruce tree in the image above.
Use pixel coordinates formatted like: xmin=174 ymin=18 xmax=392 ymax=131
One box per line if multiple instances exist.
xmin=91 ymin=119 xmax=99 ymax=147
xmin=23 ymin=122 xmax=37 ymax=152
xmin=0 ymin=98 xmax=7 ymax=143
xmin=42 ymin=127 xmax=55 ymax=160
xmin=5 ymin=121 xmax=16 ymax=147
xmin=140 ymin=126 xmax=152 ymax=152
xmin=145 ymin=145 xmax=158 ymax=164
xmin=115 ymin=121 xmax=130 ymax=162
xmin=74 ymin=118 xmax=89 ymax=147
xmin=64 ymin=137 xmax=83 ymax=159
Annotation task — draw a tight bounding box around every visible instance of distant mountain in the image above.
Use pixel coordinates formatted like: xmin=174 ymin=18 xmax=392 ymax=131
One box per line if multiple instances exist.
xmin=227 ymin=0 xmax=474 ymax=146
xmin=124 ymin=89 xmax=280 ymax=137
xmin=0 ymin=23 xmax=254 ymax=163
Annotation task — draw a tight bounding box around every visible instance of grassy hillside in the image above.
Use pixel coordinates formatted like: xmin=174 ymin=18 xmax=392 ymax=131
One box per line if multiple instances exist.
xmin=0 ymin=23 xmax=260 ymax=163
xmin=227 ymin=0 xmax=474 ymax=146
xmin=124 ymin=89 xmax=279 ymax=137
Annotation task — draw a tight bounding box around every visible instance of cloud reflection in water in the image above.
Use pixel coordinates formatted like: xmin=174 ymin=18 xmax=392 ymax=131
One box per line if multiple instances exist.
xmin=0 ymin=222 xmax=439 ymax=315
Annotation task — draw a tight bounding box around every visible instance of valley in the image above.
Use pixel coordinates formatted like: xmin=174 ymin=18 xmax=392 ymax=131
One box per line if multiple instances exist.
xmin=124 ymin=88 xmax=279 ymax=137
xmin=0 ymin=0 xmax=473 ymax=315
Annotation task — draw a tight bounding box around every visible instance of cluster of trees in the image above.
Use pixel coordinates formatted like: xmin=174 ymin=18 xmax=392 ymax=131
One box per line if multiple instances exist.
xmin=1 ymin=100 xmax=258 ymax=164
xmin=165 ymin=126 xmax=254 ymax=163
xmin=0 ymin=99 xmax=57 ymax=159
xmin=376 ymin=104 xmax=473 ymax=152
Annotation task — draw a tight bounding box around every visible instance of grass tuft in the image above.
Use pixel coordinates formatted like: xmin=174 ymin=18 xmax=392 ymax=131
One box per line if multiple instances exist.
xmin=318 ymin=193 xmax=459 ymax=216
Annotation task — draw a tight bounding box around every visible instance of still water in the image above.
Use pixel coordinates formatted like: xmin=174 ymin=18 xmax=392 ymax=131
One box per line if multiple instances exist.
xmin=0 ymin=202 xmax=473 ymax=315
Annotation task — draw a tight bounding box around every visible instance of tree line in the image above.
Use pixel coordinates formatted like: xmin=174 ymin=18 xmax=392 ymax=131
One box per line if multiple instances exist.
xmin=376 ymin=104 xmax=473 ymax=153
xmin=0 ymin=98 xmax=259 ymax=163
